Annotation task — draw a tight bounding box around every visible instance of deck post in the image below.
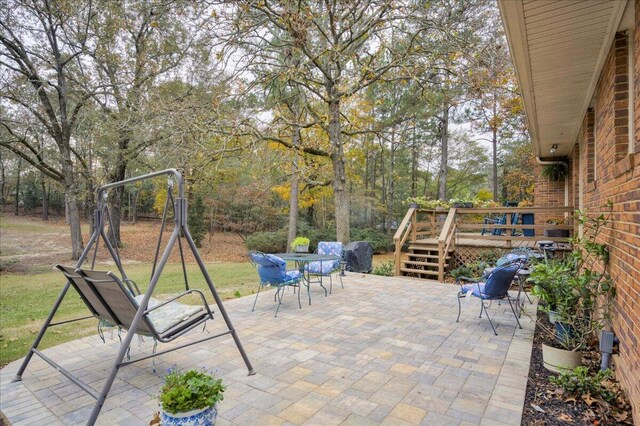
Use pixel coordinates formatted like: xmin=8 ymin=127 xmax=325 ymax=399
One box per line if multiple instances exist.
xmin=411 ymin=209 xmax=417 ymax=242
xmin=506 ymin=213 xmax=512 ymax=248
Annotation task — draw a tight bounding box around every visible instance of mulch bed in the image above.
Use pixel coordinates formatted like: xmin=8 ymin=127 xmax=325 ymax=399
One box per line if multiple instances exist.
xmin=522 ymin=314 xmax=634 ymax=425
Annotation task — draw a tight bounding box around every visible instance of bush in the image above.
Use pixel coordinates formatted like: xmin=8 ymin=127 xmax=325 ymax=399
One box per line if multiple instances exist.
xmin=245 ymin=231 xmax=288 ymax=253
xmin=351 ymin=228 xmax=392 ymax=253
xmin=372 ymin=260 xmax=395 ymax=276
xmin=549 ymin=367 xmax=616 ymax=404
xmin=450 ymin=266 xmax=473 ymax=280
xmin=477 ymin=249 xmax=500 ymax=264
xmin=188 ymin=195 xmax=207 ymax=247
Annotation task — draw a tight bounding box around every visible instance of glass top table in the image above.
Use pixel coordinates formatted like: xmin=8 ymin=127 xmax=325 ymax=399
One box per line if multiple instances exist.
xmin=271 ymin=253 xmax=341 ymax=304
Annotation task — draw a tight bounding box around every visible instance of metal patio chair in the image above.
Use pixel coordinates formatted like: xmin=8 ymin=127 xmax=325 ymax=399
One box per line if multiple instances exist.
xmin=250 ymin=252 xmax=303 ymax=317
xmin=456 ymin=261 xmax=523 ymax=335
xmin=305 ymin=241 xmax=344 ymax=295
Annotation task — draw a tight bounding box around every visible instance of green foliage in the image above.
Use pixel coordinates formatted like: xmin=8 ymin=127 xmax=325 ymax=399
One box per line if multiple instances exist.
xmin=530 ymin=207 xmax=616 ymax=351
xmin=188 ymin=195 xmax=207 ymax=248
xmin=160 ymin=368 xmax=225 ymax=414
xmin=372 ymin=261 xmax=395 ymax=277
xmin=549 ymin=367 xmax=616 ymax=404
xmin=530 ymin=260 xmax=573 ymax=311
xmin=290 ymin=236 xmax=310 ymax=250
xmin=405 ymin=197 xmax=450 ymax=210
xmin=475 ymin=189 xmax=493 ymax=202
xmin=477 ymin=249 xmax=500 ymax=264
xmin=541 ymin=163 xmax=569 ymax=181
xmin=450 ymin=266 xmax=472 ymax=279
xmin=245 ymin=231 xmax=288 ymax=253
xmin=351 ymin=228 xmax=392 ymax=254
xmin=233 ymin=290 xmax=242 ymax=298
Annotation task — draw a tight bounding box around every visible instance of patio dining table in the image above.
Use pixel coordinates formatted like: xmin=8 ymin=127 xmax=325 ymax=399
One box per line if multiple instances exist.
xmin=272 ymin=252 xmax=341 ymax=305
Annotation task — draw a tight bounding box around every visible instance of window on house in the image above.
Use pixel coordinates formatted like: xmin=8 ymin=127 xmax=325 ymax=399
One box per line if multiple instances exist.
xmin=629 ymin=27 xmax=635 ymax=154
xmin=613 ymin=30 xmax=629 ymax=162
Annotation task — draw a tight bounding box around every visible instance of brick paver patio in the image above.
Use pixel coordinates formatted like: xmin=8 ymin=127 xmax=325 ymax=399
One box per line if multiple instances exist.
xmin=0 ymin=273 xmax=536 ymax=425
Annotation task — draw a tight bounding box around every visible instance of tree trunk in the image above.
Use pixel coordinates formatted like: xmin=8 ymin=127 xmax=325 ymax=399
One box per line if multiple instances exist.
xmin=492 ymin=91 xmax=499 ymax=202
xmin=14 ymin=158 xmax=21 ymax=215
xmin=41 ymin=176 xmax=49 ymax=220
xmin=328 ymin=97 xmax=350 ymax=244
xmin=287 ymin=128 xmax=301 ymax=249
xmin=411 ymin=123 xmax=418 ymax=197
xmin=61 ymin=155 xmax=84 ymax=260
xmin=107 ymin=161 xmax=126 ymax=247
xmin=437 ymin=104 xmax=449 ymax=200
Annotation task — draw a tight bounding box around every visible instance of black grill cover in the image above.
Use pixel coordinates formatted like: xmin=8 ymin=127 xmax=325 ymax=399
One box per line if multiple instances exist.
xmin=344 ymin=241 xmax=373 ymax=273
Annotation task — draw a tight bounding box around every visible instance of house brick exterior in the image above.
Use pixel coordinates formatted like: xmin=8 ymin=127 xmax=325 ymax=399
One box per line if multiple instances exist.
xmin=534 ymin=3 xmax=640 ymax=419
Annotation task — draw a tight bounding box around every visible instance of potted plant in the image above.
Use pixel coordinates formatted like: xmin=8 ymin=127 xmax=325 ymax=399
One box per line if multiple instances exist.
xmin=449 ymin=198 xmax=474 ymax=208
xmin=541 ymin=163 xmax=569 ymax=181
xmin=159 ymin=367 xmax=225 ymax=425
xmin=530 ymin=208 xmax=615 ymax=373
xmin=290 ymin=236 xmax=310 ymax=253
xmin=545 ymin=217 xmax=570 ymax=238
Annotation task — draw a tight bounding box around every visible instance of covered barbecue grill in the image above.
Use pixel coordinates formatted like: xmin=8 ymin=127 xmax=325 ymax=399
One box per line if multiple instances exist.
xmin=343 ymin=241 xmax=373 ymax=273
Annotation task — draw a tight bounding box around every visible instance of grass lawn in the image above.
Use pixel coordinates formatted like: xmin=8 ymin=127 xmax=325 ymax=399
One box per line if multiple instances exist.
xmin=0 ymin=262 xmax=257 ymax=366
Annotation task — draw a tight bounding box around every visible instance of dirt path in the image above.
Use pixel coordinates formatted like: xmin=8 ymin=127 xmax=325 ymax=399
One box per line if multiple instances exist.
xmin=0 ymin=214 xmax=249 ymax=272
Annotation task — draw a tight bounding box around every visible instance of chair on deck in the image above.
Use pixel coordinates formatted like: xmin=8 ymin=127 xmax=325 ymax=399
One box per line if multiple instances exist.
xmin=456 ymin=261 xmax=523 ymax=335
xmin=249 ymin=252 xmax=302 ymax=317
xmin=481 ymin=213 xmax=521 ymax=236
xmin=305 ymin=241 xmax=344 ymax=296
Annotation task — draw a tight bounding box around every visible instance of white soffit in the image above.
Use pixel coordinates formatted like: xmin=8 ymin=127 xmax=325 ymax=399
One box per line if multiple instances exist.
xmin=498 ymin=0 xmax=627 ymax=157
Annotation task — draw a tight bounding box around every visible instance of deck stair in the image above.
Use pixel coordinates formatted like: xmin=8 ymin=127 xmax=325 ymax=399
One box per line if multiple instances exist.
xmin=400 ymin=240 xmax=453 ymax=279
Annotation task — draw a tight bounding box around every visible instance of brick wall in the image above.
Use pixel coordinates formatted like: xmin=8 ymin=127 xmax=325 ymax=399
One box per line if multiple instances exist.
xmin=570 ymin=17 xmax=640 ymax=421
xmin=533 ymin=163 xmax=566 ymax=234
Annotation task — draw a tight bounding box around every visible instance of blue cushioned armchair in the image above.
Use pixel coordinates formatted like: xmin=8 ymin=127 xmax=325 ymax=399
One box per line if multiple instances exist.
xmin=455 ymin=261 xmax=523 ymax=335
xmin=304 ymin=241 xmax=344 ymax=296
xmin=250 ymin=252 xmax=302 ymax=317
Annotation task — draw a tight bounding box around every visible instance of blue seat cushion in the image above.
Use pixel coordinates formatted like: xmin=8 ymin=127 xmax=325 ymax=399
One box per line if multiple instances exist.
xmin=461 ymin=283 xmax=487 ymax=299
xmin=305 ymin=260 xmax=338 ymax=275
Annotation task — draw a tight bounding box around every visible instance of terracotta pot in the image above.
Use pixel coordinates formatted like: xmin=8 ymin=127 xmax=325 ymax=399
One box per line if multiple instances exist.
xmin=542 ymin=343 xmax=582 ymax=373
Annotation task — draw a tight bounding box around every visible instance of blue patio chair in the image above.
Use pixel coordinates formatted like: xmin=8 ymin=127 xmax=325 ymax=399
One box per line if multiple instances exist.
xmin=250 ymin=252 xmax=302 ymax=317
xmin=456 ymin=261 xmax=523 ymax=335
xmin=305 ymin=241 xmax=344 ymax=296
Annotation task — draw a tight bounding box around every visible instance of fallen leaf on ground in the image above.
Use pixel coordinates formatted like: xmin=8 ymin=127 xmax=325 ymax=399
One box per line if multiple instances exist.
xmin=531 ymin=404 xmax=546 ymax=413
xmin=582 ymin=393 xmax=596 ymax=406
xmin=558 ymin=413 xmax=573 ymax=422
xmin=613 ymin=411 xmax=628 ymax=422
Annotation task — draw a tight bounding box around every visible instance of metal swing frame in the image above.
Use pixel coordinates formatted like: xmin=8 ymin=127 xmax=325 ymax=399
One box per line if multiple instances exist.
xmin=11 ymin=169 xmax=255 ymax=425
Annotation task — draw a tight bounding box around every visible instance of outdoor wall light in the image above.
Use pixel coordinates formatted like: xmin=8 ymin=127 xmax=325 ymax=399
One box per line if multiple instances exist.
xmin=549 ymin=144 xmax=558 ymax=154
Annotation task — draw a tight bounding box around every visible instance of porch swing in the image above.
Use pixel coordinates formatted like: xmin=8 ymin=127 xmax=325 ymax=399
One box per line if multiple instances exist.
xmin=11 ymin=169 xmax=255 ymax=425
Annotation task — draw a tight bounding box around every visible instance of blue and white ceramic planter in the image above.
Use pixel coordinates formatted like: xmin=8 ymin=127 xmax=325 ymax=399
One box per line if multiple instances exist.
xmin=160 ymin=405 xmax=218 ymax=426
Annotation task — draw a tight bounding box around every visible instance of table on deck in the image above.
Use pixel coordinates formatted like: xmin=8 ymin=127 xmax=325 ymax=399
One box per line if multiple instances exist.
xmin=272 ymin=253 xmax=341 ymax=305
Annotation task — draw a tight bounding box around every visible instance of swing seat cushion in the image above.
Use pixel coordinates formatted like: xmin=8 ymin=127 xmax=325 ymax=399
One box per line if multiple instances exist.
xmin=133 ymin=295 xmax=206 ymax=334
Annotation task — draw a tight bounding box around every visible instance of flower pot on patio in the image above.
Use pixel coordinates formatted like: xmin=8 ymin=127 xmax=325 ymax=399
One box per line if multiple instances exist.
xmin=542 ymin=343 xmax=582 ymax=373
xmin=544 ymin=229 xmax=570 ymax=238
xmin=294 ymin=244 xmax=309 ymax=253
xmin=161 ymin=405 xmax=218 ymax=426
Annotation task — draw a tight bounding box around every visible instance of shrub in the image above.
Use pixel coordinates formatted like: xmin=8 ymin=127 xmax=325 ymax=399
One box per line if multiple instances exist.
xmin=477 ymin=249 xmax=500 ymax=264
xmin=549 ymin=367 xmax=616 ymax=404
xmin=188 ymin=195 xmax=207 ymax=247
xmin=372 ymin=260 xmax=395 ymax=276
xmin=351 ymin=228 xmax=392 ymax=253
xmin=160 ymin=368 xmax=225 ymax=414
xmin=450 ymin=266 xmax=472 ymax=280
xmin=245 ymin=231 xmax=288 ymax=253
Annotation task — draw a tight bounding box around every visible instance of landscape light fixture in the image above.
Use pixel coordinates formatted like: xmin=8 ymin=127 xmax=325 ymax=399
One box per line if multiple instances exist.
xmin=549 ymin=144 xmax=558 ymax=154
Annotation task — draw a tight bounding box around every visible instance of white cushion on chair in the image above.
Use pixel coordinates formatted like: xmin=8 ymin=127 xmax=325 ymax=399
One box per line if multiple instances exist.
xmin=133 ymin=295 xmax=204 ymax=334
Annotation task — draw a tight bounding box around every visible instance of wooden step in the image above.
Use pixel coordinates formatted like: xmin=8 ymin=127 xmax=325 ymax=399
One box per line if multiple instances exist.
xmin=402 ymin=260 xmax=448 ymax=268
xmin=405 ymin=253 xmax=451 ymax=260
xmin=400 ymin=267 xmax=440 ymax=276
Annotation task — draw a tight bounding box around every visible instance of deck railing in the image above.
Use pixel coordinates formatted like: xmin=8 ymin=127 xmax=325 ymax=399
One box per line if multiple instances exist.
xmin=394 ymin=206 xmax=575 ymax=279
